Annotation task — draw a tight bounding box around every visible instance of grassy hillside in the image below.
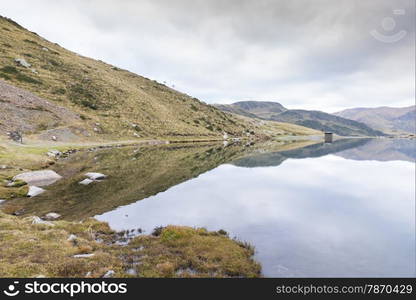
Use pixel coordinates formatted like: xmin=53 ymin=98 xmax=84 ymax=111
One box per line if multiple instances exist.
xmin=335 ymin=106 xmax=416 ymax=135
xmin=217 ymin=101 xmax=385 ymax=136
xmin=0 ymin=16 xmax=317 ymax=141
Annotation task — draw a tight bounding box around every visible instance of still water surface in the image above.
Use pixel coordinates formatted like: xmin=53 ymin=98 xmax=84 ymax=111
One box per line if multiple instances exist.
xmin=94 ymin=138 xmax=415 ymax=277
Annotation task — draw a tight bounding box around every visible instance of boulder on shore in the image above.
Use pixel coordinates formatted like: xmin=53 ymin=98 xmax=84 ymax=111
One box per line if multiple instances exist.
xmin=27 ymin=186 xmax=45 ymax=197
xmin=13 ymin=170 xmax=62 ymax=187
xmin=73 ymin=253 xmax=95 ymax=258
xmin=44 ymin=212 xmax=61 ymax=220
xmin=85 ymin=172 xmax=106 ymax=180
xmin=79 ymin=178 xmax=94 ymax=185
xmin=47 ymin=150 xmax=62 ymax=158
xmin=31 ymin=216 xmax=54 ymax=226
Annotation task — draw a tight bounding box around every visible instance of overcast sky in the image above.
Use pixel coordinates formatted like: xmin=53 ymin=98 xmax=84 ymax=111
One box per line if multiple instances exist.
xmin=2 ymin=0 xmax=415 ymax=112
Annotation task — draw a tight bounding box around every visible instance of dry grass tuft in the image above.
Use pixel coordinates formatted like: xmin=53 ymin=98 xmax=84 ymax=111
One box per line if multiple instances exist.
xmin=0 ymin=212 xmax=261 ymax=278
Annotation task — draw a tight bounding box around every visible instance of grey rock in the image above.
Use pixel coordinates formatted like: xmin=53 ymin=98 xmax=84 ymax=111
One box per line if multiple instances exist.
xmin=47 ymin=150 xmax=62 ymax=158
xmin=15 ymin=58 xmax=31 ymax=68
xmin=67 ymin=234 xmax=77 ymax=242
xmin=73 ymin=253 xmax=95 ymax=258
xmin=27 ymin=186 xmax=45 ymax=197
xmin=31 ymin=216 xmax=54 ymax=226
xmin=103 ymin=270 xmax=115 ymax=278
xmin=85 ymin=172 xmax=106 ymax=180
xmin=125 ymin=268 xmax=137 ymax=276
xmin=44 ymin=212 xmax=61 ymax=220
xmin=14 ymin=170 xmax=62 ymax=186
xmin=79 ymin=178 xmax=94 ymax=185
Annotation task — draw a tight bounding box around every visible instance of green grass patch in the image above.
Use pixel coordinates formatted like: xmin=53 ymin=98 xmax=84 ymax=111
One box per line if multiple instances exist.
xmin=16 ymin=73 xmax=42 ymax=85
xmin=52 ymin=87 xmax=66 ymax=95
xmin=23 ymin=39 xmax=40 ymax=45
xmin=0 ymin=73 xmax=11 ymax=80
xmin=0 ymin=66 xmax=19 ymax=74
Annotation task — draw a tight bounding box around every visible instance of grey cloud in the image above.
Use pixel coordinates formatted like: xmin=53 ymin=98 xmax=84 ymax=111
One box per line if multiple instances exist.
xmin=1 ymin=0 xmax=415 ymax=111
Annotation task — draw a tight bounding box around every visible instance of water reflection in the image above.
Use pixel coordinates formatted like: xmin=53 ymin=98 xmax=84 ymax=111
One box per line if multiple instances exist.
xmin=8 ymin=143 xmax=255 ymax=219
xmin=232 ymin=138 xmax=370 ymax=167
xmin=336 ymin=138 xmax=416 ymax=162
xmin=96 ymin=139 xmax=415 ymax=277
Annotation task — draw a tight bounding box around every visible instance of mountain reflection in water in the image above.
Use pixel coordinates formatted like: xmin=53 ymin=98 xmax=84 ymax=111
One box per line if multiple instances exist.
xmin=95 ymin=138 xmax=415 ymax=277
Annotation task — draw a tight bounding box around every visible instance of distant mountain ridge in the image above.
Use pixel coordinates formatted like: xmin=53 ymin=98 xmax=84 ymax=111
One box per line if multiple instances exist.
xmin=215 ymin=101 xmax=385 ymax=136
xmin=334 ymin=106 xmax=416 ymax=135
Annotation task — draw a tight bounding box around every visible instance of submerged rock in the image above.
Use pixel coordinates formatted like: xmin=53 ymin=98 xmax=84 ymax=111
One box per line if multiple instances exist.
xmin=13 ymin=170 xmax=62 ymax=187
xmin=27 ymin=186 xmax=45 ymax=197
xmin=85 ymin=172 xmax=106 ymax=180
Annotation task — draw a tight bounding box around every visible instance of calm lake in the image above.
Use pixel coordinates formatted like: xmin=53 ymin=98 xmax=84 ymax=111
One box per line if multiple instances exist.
xmin=11 ymin=138 xmax=416 ymax=277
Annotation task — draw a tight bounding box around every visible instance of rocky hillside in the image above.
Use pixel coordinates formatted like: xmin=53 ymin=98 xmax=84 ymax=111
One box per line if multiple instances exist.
xmin=334 ymin=106 xmax=416 ymax=135
xmin=0 ymin=16 xmax=318 ymax=141
xmin=0 ymin=80 xmax=90 ymax=141
xmin=216 ymin=101 xmax=385 ymax=136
